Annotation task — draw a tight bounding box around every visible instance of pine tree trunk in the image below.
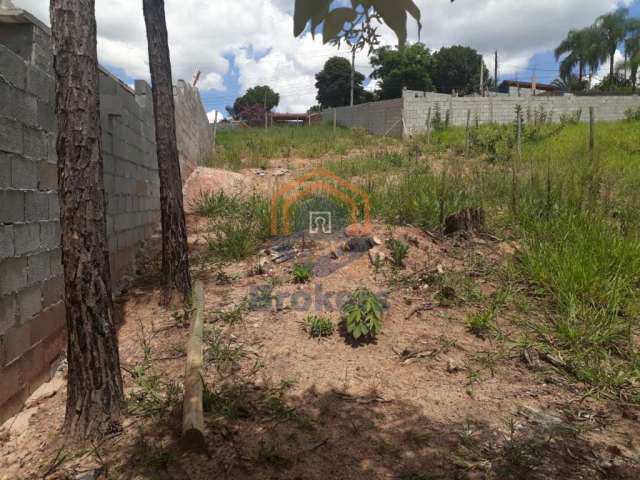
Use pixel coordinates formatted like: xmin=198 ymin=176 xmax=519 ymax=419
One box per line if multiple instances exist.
xmin=142 ymin=0 xmax=192 ymax=303
xmin=50 ymin=0 xmax=124 ymax=436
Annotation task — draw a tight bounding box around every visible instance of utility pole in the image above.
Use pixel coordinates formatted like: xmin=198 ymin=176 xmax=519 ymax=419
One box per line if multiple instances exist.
xmin=532 ymin=67 xmax=537 ymax=96
xmin=350 ymin=46 xmax=356 ymax=107
xmin=479 ymin=55 xmax=484 ymax=96
xmin=494 ymin=51 xmax=498 ymax=93
xmin=212 ymin=111 xmax=218 ymax=154
xmin=625 ymin=50 xmax=629 ymax=81
xmin=264 ymin=90 xmax=268 ymax=129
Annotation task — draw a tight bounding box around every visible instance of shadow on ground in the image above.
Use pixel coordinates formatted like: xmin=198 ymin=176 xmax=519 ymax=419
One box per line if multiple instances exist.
xmin=113 ymin=379 xmax=639 ymax=480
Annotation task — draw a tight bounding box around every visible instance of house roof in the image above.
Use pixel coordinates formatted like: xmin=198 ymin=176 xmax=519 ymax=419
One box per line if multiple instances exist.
xmin=499 ymin=80 xmax=558 ymax=91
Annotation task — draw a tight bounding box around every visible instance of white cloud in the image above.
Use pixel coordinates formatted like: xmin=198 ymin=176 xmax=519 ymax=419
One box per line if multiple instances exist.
xmin=12 ymin=0 xmax=636 ymax=111
xmin=365 ymin=78 xmax=379 ymax=93
xmin=596 ymin=49 xmax=626 ymax=79
xmin=199 ymin=72 xmax=226 ymax=91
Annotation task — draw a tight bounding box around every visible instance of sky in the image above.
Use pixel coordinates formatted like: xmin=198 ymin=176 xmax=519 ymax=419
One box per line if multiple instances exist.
xmin=11 ymin=0 xmax=640 ymax=121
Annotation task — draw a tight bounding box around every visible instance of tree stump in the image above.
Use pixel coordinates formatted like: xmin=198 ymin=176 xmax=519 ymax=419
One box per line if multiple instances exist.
xmin=444 ymin=207 xmax=486 ymax=236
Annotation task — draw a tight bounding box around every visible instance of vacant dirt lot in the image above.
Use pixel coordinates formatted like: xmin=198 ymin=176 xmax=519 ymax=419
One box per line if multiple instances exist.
xmin=1 ymin=154 xmax=639 ymax=480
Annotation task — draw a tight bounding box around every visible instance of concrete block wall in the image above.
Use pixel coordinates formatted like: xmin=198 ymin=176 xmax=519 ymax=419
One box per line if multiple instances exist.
xmin=174 ymin=79 xmax=213 ymax=181
xmin=100 ymin=72 xmax=161 ymax=282
xmin=322 ymin=98 xmax=403 ymax=137
xmin=0 ymin=10 xmax=65 ymax=423
xmin=402 ymin=89 xmax=640 ymax=135
xmin=324 ymin=89 xmax=640 ymax=137
xmin=0 ymin=8 xmax=212 ymax=423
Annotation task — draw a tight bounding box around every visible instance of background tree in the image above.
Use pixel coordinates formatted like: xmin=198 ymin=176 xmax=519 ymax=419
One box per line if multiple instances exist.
xmin=594 ymin=72 xmax=633 ymax=92
xmin=50 ymin=0 xmax=124 ymax=436
xmin=227 ymin=86 xmax=280 ymax=119
xmin=431 ymin=45 xmax=488 ymax=95
xmin=235 ymin=104 xmax=270 ymax=126
xmin=595 ymin=8 xmax=632 ymax=87
xmin=551 ymin=74 xmax=589 ymax=93
xmin=554 ymin=27 xmax=602 ymax=85
xmin=143 ymin=0 xmax=192 ymax=303
xmin=370 ymin=43 xmax=434 ymax=99
xmin=315 ymin=57 xmax=368 ymax=107
xmin=624 ymin=33 xmax=640 ymax=90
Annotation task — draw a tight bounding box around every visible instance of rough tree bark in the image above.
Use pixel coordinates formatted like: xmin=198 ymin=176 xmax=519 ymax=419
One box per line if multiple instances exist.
xmin=142 ymin=0 xmax=192 ymax=303
xmin=50 ymin=0 xmax=124 ymax=435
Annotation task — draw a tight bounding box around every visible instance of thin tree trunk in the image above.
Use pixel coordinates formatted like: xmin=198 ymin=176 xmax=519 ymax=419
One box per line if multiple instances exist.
xmin=142 ymin=0 xmax=192 ymax=303
xmin=578 ymin=63 xmax=584 ymax=84
xmin=610 ymin=49 xmax=616 ymax=86
xmin=50 ymin=0 xmax=124 ymax=436
xmin=350 ymin=46 xmax=356 ymax=106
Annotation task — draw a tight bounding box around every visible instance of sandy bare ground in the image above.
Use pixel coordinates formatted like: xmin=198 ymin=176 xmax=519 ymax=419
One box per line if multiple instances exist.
xmin=1 ymin=165 xmax=639 ymax=480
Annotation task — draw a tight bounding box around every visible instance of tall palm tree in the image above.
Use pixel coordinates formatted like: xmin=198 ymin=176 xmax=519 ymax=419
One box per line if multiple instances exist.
xmin=595 ymin=7 xmax=631 ymax=86
xmin=554 ymin=27 xmax=601 ymax=85
xmin=625 ymin=34 xmax=640 ymax=90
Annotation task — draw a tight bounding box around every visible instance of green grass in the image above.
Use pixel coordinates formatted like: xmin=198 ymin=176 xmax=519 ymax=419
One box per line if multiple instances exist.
xmin=396 ymin=120 xmax=640 ymax=398
xmin=200 ymin=121 xmax=640 ymax=401
xmin=292 ymin=263 xmax=314 ymax=284
xmin=209 ymin=124 xmax=395 ymax=170
xmin=305 ymin=315 xmax=335 ymax=338
xmin=193 ymin=191 xmax=271 ymax=261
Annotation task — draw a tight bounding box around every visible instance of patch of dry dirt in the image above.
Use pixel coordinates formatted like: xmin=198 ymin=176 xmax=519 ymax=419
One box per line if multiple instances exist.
xmin=1 ymin=165 xmax=639 ymax=480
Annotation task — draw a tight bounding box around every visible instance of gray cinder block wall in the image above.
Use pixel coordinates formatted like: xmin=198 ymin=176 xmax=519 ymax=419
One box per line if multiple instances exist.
xmin=0 ymin=8 xmax=212 ymax=422
xmin=321 ymin=98 xmax=403 ymax=137
xmin=402 ymin=90 xmax=640 ymax=135
xmin=324 ymin=89 xmax=640 ymax=137
xmin=174 ymin=79 xmax=212 ymax=180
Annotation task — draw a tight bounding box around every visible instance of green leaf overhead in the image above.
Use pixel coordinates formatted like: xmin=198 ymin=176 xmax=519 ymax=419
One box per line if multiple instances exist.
xmin=293 ymin=0 xmax=331 ymax=37
xmin=294 ymin=0 xmax=426 ymax=47
xmin=375 ymin=2 xmax=409 ymax=46
xmin=322 ymin=8 xmax=358 ymax=44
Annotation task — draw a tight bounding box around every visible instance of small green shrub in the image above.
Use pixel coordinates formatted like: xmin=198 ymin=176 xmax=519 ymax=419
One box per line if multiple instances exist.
xmin=198 ymin=192 xmax=271 ymax=261
xmin=559 ymin=108 xmax=582 ymax=125
xmin=127 ymin=366 xmax=182 ymax=418
xmin=306 ymin=315 xmax=334 ymax=338
xmin=292 ymin=263 xmax=313 ymax=284
xmin=193 ymin=191 xmax=243 ymax=218
xmin=469 ymin=124 xmax=514 ymax=161
xmin=625 ymin=106 xmax=640 ymax=121
xmin=465 ymin=307 xmax=496 ymax=338
xmin=204 ymin=327 xmax=245 ymax=374
xmin=207 ymin=219 xmax=261 ymax=260
xmin=215 ymin=301 xmax=247 ymax=324
xmin=342 ymin=288 xmax=384 ymax=341
xmin=388 ymin=238 xmax=409 ymax=268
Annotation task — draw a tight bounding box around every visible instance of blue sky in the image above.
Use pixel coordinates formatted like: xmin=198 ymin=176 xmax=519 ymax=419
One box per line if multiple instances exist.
xmin=201 ymin=0 xmax=640 ymax=115
xmin=527 ymin=1 xmax=640 ymax=84
xmin=13 ymin=0 xmax=640 ymax=118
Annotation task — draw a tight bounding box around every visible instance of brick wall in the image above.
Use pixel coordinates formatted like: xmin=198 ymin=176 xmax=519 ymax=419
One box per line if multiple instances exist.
xmin=0 ymin=8 xmax=212 ymax=423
